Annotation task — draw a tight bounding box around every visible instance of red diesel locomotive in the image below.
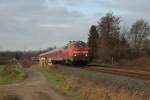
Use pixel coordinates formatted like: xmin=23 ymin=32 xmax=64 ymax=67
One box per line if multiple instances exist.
xmin=39 ymin=41 xmax=90 ymax=65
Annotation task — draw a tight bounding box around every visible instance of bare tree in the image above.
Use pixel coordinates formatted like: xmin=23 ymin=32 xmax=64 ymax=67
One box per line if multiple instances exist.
xmin=97 ymin=13 xmax=121 ymax=63
xmin=130 ymin=19 xmax=150 ymax=56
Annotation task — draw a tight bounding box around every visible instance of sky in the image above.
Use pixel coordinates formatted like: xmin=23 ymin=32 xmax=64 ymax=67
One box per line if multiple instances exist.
xmin=0 ymin=0 xmax=150 ymax=51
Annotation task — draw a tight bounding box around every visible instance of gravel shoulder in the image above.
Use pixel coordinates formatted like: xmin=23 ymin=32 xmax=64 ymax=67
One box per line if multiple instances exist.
xmin=0 ymin=68 xmax=69 ymax=100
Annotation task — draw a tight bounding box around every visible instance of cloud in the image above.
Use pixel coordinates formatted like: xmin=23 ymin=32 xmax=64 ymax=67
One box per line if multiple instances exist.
xmin=40 ymin=23 xmax=71 ymax=28
xmin=0 ymin=0 xmax=149 ymax=50
xmin=0 ymin=0 xmax=87 ymax=50
xmin=96 ymin=0 xmax=150 ymax=23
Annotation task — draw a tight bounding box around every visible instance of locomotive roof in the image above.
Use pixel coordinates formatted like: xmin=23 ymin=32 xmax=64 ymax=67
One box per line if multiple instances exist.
xmin=39 ymin=49 xmax=63 ymax=57
xmin=39 ymin=41 xmax=87 ymax=57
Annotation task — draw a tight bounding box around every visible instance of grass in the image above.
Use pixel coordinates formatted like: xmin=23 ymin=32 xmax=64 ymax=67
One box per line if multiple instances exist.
xmin=35 ymin=65 xmax=84 ymax=100
xmin=0 ymin=93 xmax=19 ymax=100
xmin=0 ymin=63 xmax=26 ymax=85
xmin=0 ymin=65 xmax=4 ymax=71
xmin=59 ymin=65 xmax=150 ymax=92
xmin=40 ymin=66 xmax=64 ymax=88
xmin=36 ymin=64 xmax=150 ymax=100
xmin=98 ymin=63 xmax=112 ymax=67
xmin=89 ymin=63 xmax=112 ymax=67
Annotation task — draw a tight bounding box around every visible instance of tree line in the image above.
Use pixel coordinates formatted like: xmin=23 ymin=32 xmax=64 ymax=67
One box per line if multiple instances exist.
xmin=0 ymin=46 xmax=56 ymax=66
xmin=88 ymin=13 xmax=150 ymax=64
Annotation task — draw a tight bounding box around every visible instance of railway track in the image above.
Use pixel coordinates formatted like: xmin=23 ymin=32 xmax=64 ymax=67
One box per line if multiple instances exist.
xmin=57 ymin=64 xmax=150 ymax=80
xmin=84 ymin=65 xmax=150 ymax=80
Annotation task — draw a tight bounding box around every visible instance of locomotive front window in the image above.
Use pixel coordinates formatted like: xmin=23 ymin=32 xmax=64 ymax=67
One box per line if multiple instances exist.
xmin=75 ymin=41 xmax=87 ymax=48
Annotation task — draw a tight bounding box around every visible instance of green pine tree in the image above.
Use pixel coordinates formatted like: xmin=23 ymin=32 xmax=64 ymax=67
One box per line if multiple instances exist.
xmin=88 ymin=25 xmax=99 ymax=60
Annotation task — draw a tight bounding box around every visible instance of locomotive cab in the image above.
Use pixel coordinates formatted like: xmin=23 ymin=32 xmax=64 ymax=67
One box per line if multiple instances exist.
xmin=66 ymin=41 xmax=90 ymax=65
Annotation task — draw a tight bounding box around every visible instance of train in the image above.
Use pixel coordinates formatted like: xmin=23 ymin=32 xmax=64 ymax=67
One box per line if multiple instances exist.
xmin=39 ymin=41 xmax=90 ymax=65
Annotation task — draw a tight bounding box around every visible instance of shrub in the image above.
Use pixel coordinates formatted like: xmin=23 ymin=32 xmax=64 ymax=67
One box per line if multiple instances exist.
xmin=0 ymin=63 xmax=25 ymax=84
xmin=19 ymin=58 xmax=32 ymax=68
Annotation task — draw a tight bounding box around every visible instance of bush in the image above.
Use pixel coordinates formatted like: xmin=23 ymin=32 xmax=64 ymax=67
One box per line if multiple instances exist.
xmin=19 ymin=58 xmax=32 ymax=68
xmin=0 ymin=63 xmax=25 ymax=84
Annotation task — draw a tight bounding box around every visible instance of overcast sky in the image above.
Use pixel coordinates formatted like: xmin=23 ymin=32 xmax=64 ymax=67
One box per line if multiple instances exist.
xmin=0 ymin=0 xmax=150 ymax=51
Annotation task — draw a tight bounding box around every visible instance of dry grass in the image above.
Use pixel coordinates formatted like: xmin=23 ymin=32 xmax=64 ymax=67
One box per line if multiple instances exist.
xmin=0 ymin=93 xmax=19 ymax=100
xmin=62 ymin=75 xmax=150 ymax=100
xmin=80 ymin=84 xmax=150 ymax=100
xmin=61 ymin=75 xmax=81 ymax=91
xmin=37 ymin=65 xmax=150 ymax=100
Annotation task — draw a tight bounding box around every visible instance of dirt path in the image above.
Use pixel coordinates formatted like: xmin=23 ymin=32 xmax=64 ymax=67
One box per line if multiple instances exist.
xmin=0 ymin=68 xmax=68 ymax=100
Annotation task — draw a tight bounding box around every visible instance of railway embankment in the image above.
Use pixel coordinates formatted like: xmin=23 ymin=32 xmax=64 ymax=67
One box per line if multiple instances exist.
xmin=37 ymin=64 xmax=150 ymax=100
xmin=57 ymin=65 xmax=150 ymax=92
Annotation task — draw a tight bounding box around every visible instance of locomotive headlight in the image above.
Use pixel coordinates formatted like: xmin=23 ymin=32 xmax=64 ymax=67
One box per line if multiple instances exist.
xmin=74 ymin=54 xmax=77 ymax=56
xmin=85 ymin=54 xmax=88 ymax=56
